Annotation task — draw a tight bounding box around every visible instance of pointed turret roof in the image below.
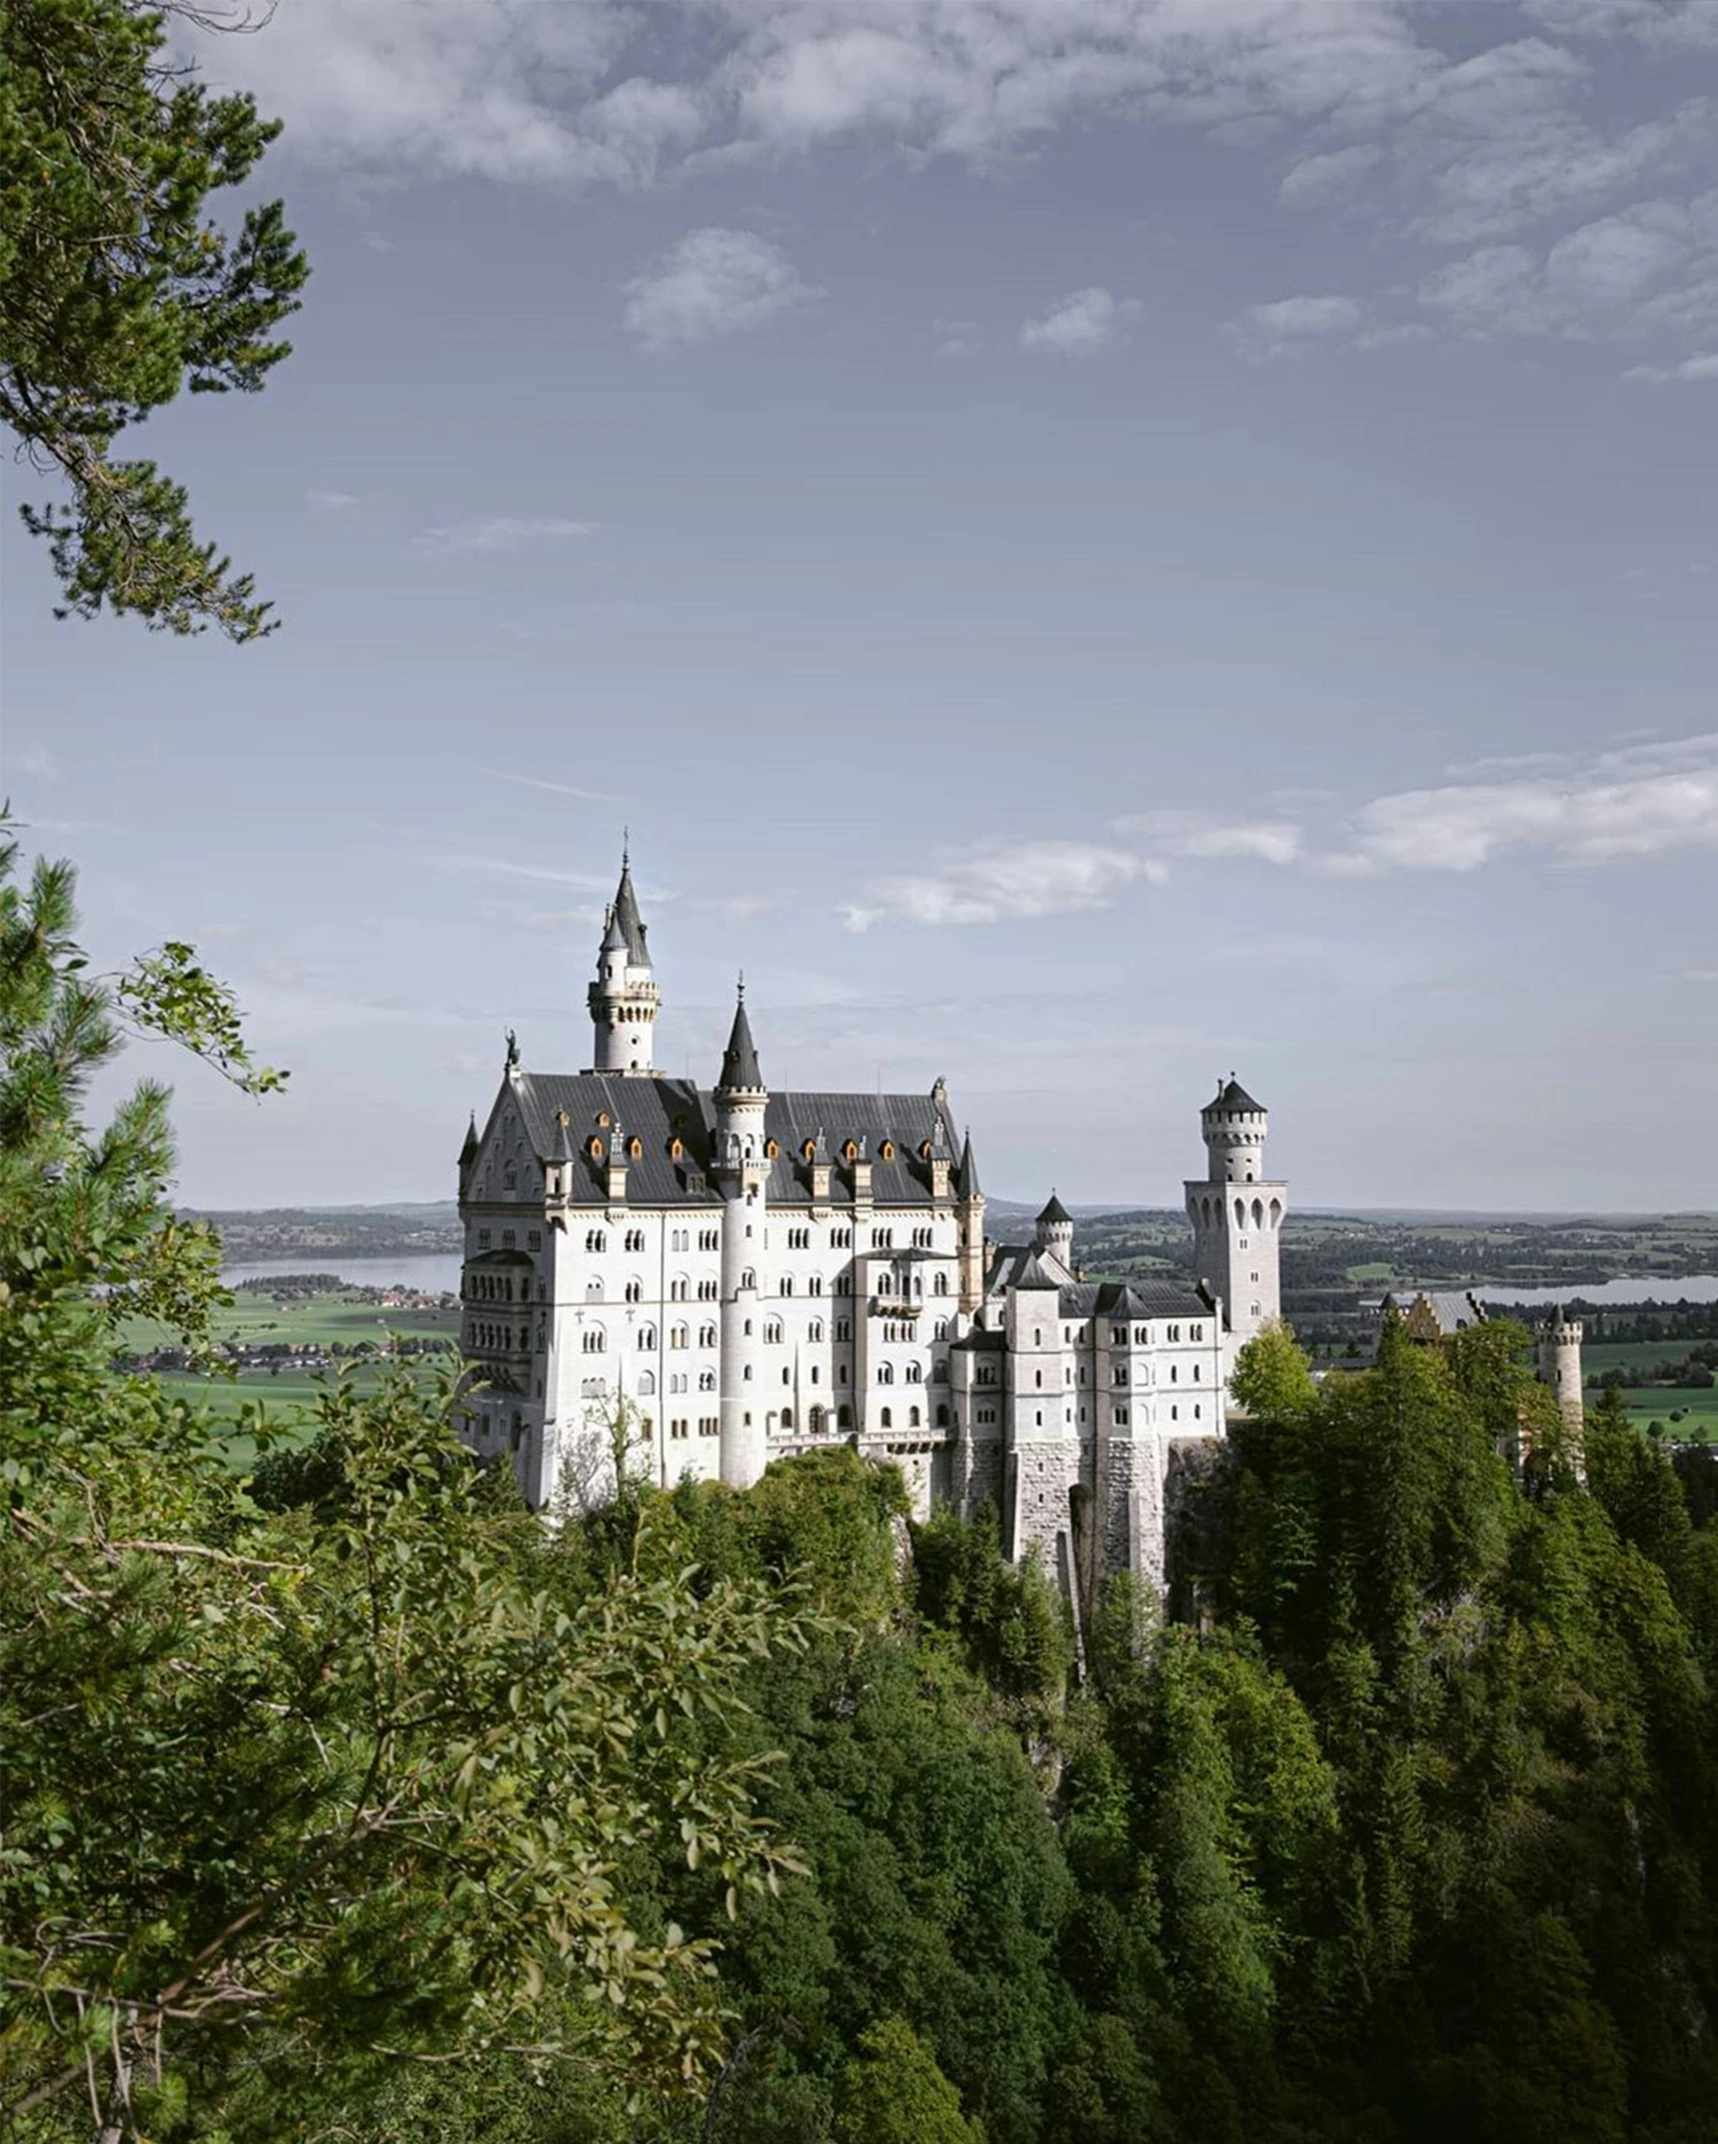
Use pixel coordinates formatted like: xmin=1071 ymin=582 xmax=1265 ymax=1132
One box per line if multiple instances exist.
xmin=549 ymin=1108 xmax=575 ymax=1167
xmin=1037 ymin=1191 xmax=1072 ymax=1227
xmin=1206 ymin=1075 xmax=1264 ymax=1114
xmin=458 ymin=1112 xmax=479 ymax=1167
xmin=717 ymin=980 xmax=764 ymax=1093
xmin=612 ymin=853 xmax=650 ymax=967
xmin=599 ymin=905 xmax=628 ymax=957
xmin=957 ymin=1128 xmax=982 ymax=1200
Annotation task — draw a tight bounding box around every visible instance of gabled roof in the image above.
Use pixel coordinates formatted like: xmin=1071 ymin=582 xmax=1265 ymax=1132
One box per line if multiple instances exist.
xmin=1057 ymin=1278 xmax=1213 ymax=1321
xmin=717 ymin=988 xmax=763 ymax=1094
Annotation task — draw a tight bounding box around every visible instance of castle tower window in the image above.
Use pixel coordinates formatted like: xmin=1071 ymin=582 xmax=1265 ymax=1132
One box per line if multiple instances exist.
xmin=765 ymin=1138 xmax=779 ymax=1159
xmin=780 ymin=1408 xmax=794 ymax=1430
xmin=879 ymin=1140 xmax=895 ymax=1161
xmin=936 ymin=1403 xmax=950 ymax=1428
xmin=628 ymin=1137 xmax=643 ymax=1160
xmin=908 ymin=1406 xmax=921 ymax=1428
xmin=585 ymin=1277 xmax=604 ymax=1302
xmin=638 ymin=1325 xmax=656 ymax=1349
xmin=625 ymin=1279 xmax=642 ymax=1303
xmin=879 ymin=1407 xmax=893 ymax=1429
xmin=878 ymin=1363 xmax=894 ymax=1385
xmin=582 ymin=1326 xmax=606 ymax=1354
xmin=700 ymin=1369 xmax=716 ymax=1391
xmin=700 ymin=1323 xmax=717 ymax=1347
xmin=669 ymin=1137 xmax=684 ymax=1160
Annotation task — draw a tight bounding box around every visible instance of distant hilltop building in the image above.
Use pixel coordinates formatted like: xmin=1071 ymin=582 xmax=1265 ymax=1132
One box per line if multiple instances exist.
xmin=454 ymin=852 xmax=1290 ymax=1599
xmin=1380 ymin=1288 xmax=1585 ymax=1471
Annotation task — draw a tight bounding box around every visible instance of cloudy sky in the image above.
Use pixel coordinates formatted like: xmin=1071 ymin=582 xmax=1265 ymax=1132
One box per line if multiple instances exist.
xmin=5 ymin=0 xmax=1718 ymax=1214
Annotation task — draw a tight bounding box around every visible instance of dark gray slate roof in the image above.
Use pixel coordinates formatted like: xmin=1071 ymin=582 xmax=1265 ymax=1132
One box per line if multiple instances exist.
xmin=717 ymin=991 xmax=763 ymax=1094
xmin=986 ymin=1244 xmax=1065 ymax=1293
xmin=1037 ymin=1192 xmax=1072 ymax=1226
xmin=958 ymin=1129 xmax=981 ymax=1200
xmin=1206 ymin=1077 xmax=1264 ymax=1115
xmin=501 ymin=1072 xmax=962 ymax=1209
xmin=1058 ymin=1278 xmax=1212 ymax=1321
xmin=612 ymin=861 xmax=650 ymax=967
xmin=951 ymin=1326 xmax=1007 ymax=1353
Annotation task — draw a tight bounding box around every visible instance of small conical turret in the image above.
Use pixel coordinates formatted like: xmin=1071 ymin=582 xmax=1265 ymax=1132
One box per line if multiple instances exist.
xmin=612 ymin=851 xmax=650 ymax=967
xmin=957 ymin=1128 xmax=982 ymax=1201
xmin=716 ymin=978 xmax=764 ymax=1095
xmin=458 ymin=1112 xmax=479 ymax=1168
xmin=586 ymin=842 xmax=660 ymax=1076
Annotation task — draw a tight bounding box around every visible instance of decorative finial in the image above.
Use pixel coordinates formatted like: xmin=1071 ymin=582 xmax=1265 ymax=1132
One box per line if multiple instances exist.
xmin=737 ymin=969 xmax=745 ymax=1001
xmin=504 ymin=1027 xmax=519 ymax=1070
xmin=622 ymin=826 xmax=630 ymax=868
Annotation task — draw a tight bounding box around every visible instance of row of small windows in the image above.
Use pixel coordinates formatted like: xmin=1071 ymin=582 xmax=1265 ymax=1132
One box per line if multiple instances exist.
xmin=470 ymin=1322 xmax=527 ymax=1352
xmin=875 ymin=1362 xmax=924 ymax=1384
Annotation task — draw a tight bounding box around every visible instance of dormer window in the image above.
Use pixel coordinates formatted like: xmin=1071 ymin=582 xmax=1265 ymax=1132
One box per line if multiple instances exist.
xmin=628 ymin=1136 xmax=643 ymax=1160
xmin=843 ymin=1140 xmax=859 ymax=1163
xmin=669 ymin=1137 xmax=684 ymax=1160
xmin=596 ymin=1110 xmax=611 ymax=1128
xmin=879 ymin=1139 xmax=895 ymax=1161
xmin=587 ymin=1136 xmax=603 ymax=1160
xmin=802 ymin=1138 xmax=818 ymax=1162
xmin=765 ymin=1138 xmax=780 ymax=1160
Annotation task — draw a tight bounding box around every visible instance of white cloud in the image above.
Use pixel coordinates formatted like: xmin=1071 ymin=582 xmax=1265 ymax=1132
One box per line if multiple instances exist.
xmin=410 ymin=516 xmax=597 ymax=559
xmin=308 ymin=489 xmax=359 ymax=513
xmin=1279 ymin=143 xmax=1382 ymax=206
xmin=623 ymin=227 xmax=816 ymax=352
xmin=1115 ymin=811 xmax=1306 ymax=867
xmin=1020 ymin=287 xmax=1142 ymax=356
xmin=841 ymin=839 xmax=1152 ymax=932
xmin=1240 ymin=292 xmax=1369 ymax=349
xmin=1626 ymin=350 xmax=1718 ymax=381
xmin=1419 ymin=196 xmax=1718 ymax=338
xmin=934 ymin=316 xmax=981 ymax=357
xmin=1327 ymin=737 xmax=1718 ymax=872
xmin=178 ymin=4 xmax=1718 ymax=377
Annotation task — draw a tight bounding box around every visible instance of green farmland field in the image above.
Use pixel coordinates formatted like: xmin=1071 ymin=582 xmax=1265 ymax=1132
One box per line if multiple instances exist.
xmin=1612 ymin=1388 xmax=1718 ymax=1441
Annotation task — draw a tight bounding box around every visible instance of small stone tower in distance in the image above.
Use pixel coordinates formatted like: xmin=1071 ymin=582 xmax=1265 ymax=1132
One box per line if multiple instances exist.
xmin=586 ymin=849 xmax=659 ymax=1075
xmin=714 ymin=980 xmax=770 ymax=1490
xmin=1185 ymin=1076 xmax=1287 ymax=1378
xmin=1035 ymin=1193 xmax=1075 ymax=1272
xmin=1538 ymin=1311 xmax=1585 ymax=1435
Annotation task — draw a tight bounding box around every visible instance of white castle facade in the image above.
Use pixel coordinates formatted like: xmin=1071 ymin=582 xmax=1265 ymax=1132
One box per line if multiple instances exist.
xmin=455 ymin=857 xmax=1287 ymax=1596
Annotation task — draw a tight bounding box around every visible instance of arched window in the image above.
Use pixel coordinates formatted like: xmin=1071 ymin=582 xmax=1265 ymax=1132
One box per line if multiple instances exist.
xmin=586 ymin=1230 xmax=606 ymax=1254
xmin=628 ymin=1136 xmax=643 ymax=1160
xmin=699 ymin=1323 xmax=717 ymax=1348
xmin=935 ymin=1403 xmax=950 ymax=1428
xmin=638 ymin=1324 xmax=657 ymax=1350
xmin=764 ymin=1319 xmax=783 ymax=1344
xmin=877 ymin=1362 xmax=894 ymax=1385
xmin=933 ymin=1272 xmax=949 ymax=1296
xmin=780 ymin=1275 xmax=793 ymax=1296
xmin=780 ymin=1408 xmax=794 ymax=1430
xmin=670 ymin=1275 xmax=689 ymax=1301
xmin=669 ymin=1137 xmax=684 ymax=1160
xmin=585 ymin=1277 xmax=604 ymax=1302
xmin=625 ymin=1228 xmax=646 ymax=1252
xmin=582 ymin=1326 xmax=606 ymax=1354
xmin=638 ymin=1370 xmax=656 ymax=1396
xmin=809 ymin=1404 xmax=826 ymax=1432
xmin=879 ymin=1406 xmax=893 ymax=1429
xmin=624 ymin=1278 xmax=641 ymax=1303
xmin=908 ymin=1405 xmax=920 ymax=1428
xmin=699 ymin=1369 xmax=716 ymax=1392
xmin=905 ymin=1361 xmax=922 ymax=1383
xmin=740 ymin=1268 xmax=756 ymax=1291
xmin=809 ymin=1318 xmax=824 ymax=1342
xmin=670 ymin=1323 xmax=688 ymax=1348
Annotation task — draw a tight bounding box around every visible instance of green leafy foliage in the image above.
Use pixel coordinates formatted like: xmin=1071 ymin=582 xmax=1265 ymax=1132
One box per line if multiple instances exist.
xmin=0 ymin=0 xmax=309 ymax=637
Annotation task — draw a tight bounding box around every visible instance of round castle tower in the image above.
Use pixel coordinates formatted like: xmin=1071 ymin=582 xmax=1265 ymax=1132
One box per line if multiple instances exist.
xmin=1035 ymin=1192 xmax=1074 ymax=1271
xmin=1537 ymin=1311 xmax=1585 ymax=1431
xmin=1185 ymin=1075 xmax=1287 ymax=1373
xmin=714 ymin=981 xmax=770 ymax=1490
xmin=586 ymin=851 xmax=659 ymax=1075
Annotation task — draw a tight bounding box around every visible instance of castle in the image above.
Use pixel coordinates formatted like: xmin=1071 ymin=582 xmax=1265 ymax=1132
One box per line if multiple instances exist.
xmin=453 ymin=855 xmax=1289 ymax=1596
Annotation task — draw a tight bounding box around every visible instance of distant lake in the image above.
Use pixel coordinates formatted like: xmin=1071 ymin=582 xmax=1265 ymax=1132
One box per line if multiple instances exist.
xmin=1484 ymin=1277 xmax=1718 ymax=1307
xmin=222 ymin=1254 xmax=462 ymax=1294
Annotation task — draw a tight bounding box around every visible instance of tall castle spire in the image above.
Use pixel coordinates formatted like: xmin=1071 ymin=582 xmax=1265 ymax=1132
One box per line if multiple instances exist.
xmin=585 ymin=845 xmax=660 ymax=1075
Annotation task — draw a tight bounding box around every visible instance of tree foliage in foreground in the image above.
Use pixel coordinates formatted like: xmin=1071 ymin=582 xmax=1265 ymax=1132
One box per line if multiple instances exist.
xmin=0 ymin=836 xmax=808 ymax=2142
xmin=0 ymin=0 xmax=308 ymax=638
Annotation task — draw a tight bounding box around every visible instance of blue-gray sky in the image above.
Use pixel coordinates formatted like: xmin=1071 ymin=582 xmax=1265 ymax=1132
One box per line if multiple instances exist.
xmin=5 ymin=0 xmax=1718 ymax=1213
